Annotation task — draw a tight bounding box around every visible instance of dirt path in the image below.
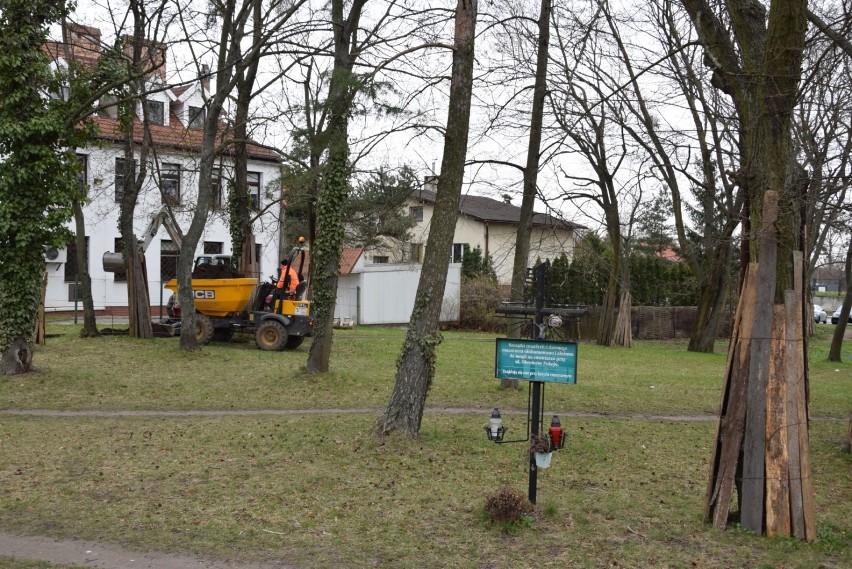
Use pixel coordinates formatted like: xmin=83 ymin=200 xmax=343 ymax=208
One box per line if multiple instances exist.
xmin=0 ymin=406 xmax=720 ymax=421
xmin=0 ymin=531 xmax=295 ymax=568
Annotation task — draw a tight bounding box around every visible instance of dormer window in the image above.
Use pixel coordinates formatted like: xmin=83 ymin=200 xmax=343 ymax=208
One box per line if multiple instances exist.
xmin=188 ymin=106 xmax=205 ymax=129
xmin=146 ymin=100 xmax=165 ymax=125
xmin=98 ymin=95 xmax=118 ymax=119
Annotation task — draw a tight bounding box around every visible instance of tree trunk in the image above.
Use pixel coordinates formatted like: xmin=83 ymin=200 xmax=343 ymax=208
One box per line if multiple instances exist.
xmin=34 ymin=271 xmax=47 ymax=346
xmin=378 ymin=0 xmax=478 ymax=437
xmin=177 ymin=0 xmax=249 ymax=351
xmin=597 ymin=275 xmax=618 ymax=347
xmin=1 ymin=337 xmax=33 ymax=375
xmin=688 ymin=246 xmax=731 ymax=353
xmin=828 ymin=237 xmax=851 ymax=362
xmin=305 ymin=0 xmax=365 ymax=373
xmin=72 ymin=200 xmax=99 ymax=337
xmin=229 ymin=1 xmax=261 ymax=267
xmin=120 ymin=7 xmax=152 ymax=340
xmin=504 ymin=0 xmax=551 ymax=389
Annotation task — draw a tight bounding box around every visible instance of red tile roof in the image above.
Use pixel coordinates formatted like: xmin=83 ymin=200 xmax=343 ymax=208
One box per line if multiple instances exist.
xmin=90 ymin=115 xmax=281 ymax=163
xmin=339 ymin=248 xmax=364 ymax=275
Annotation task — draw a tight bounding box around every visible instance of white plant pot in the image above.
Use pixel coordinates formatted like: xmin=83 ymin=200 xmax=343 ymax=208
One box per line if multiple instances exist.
xmin=534 ymin=452 xmax=553 ymax=468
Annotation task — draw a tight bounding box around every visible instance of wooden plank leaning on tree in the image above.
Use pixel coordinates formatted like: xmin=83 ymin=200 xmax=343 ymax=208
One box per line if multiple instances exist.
xmin=704 ymin=262 xmax=756 ymax=528
xmin=783 ymin=286 xmax=804 ymax=538
xmin=741 ymin=191 xmax=780 ymax=534
xmin=765 ymin=303 xmax=790 ymax=537
xmin=786 ymin=253 xmax=806 ymax=538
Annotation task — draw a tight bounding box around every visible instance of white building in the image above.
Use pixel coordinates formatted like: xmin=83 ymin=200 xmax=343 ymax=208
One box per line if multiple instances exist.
xmin=365 ymin=177 xmax=584 ymax=286
xmin=334 ymin=248 xmax=461 ymax=325
xmin=43 ymin=25 xmax=283 ymax=313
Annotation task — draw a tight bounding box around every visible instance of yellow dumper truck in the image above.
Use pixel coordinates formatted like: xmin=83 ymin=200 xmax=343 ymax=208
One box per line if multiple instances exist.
xmin=102 ymin=206 xmax=311 ymax=350
xmin=163 ymin=269 xmax=312 ymax=350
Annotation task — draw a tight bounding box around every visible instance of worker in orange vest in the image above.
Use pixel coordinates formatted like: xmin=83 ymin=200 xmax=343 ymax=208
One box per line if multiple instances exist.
xmin=276 ymin=259 xmax=299 ymax=296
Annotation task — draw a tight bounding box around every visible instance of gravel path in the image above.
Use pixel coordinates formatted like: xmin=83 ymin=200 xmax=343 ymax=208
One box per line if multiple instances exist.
xmin=0 ymin=531 xmax=295 ymax=568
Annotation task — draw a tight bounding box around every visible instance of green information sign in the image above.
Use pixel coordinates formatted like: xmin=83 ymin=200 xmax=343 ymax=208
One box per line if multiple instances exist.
xmin=495 ymin=338 xmax=577 ymax=384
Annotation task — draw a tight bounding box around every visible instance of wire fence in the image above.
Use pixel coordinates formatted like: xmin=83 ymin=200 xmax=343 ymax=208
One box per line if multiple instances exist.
xmin=45 ymin=276 xmax=175 ymax=319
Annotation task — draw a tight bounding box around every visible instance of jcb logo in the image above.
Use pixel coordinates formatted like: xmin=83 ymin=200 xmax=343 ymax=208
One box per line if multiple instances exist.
xmin=194 ymin=290 xmax=215 ymax=299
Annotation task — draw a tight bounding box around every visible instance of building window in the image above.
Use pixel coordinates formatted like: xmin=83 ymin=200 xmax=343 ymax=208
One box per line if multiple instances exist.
xmin=452 ymin=243 xmax=469 ymax=264
xmin=188 ymin=106 xmax=206 ymax=129
xmin=204 ymin=241 xmax=223 ymax=255
xmin=115 ymin=158 xmax=135 ymax=203
xmin=68 ymin=283 xmax=84 ymax=302
xmin=373 ymin=255 xmax=389 ymax=264
xmin=210 ymin=167 xmax=224 ymax=209
xmin=409 ymin=206 xmax=423 ymax=222
xmin=160 ymin=240 xmax=179 ymax=281
xmin=64 ymin=236 xmax=88 ymax=282
xmin=76 ymin=154 xmax=88 ymax=196
xmin=161 ymin=163 xmax=181 ymax=205
xmin=146 ymin=100 xmax=165 ymax=125
xmin=113 ymin=238 xmax=127 ymax=282
xmin=247 ymin=171 xmax=261 ymax=210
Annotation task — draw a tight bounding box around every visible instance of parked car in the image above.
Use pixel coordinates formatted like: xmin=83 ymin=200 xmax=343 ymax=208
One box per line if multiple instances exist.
xmin=813 ymin=304 xmax=827 ymax=324
xmin=831 ymin=306 xmax=852 ymax=325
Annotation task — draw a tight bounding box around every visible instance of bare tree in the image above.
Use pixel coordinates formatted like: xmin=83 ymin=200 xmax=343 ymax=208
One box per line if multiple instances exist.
xmin=300 ymin=0 xmax=453 ymax=373
xmin=509 ymin=0 xmax=552 ymax=356
xmin=174 ymin=0 xmax=307 ymax=351
xmin=680 ymin=0 xmax=815 ymax=539
xmin=378 ymin=0 xmax=478 ymax=436
xmin=605 ymin=0 xmax=743 ymax=353
xmin=117 ymin=0 xmax=167 ymax=339
xmin=549 ymin=2 xmax=636 ymax=347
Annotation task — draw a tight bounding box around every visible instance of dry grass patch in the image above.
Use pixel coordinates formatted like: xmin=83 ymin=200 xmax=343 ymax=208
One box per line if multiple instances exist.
xmin=1 ymin=414 xmax=849 ymax=569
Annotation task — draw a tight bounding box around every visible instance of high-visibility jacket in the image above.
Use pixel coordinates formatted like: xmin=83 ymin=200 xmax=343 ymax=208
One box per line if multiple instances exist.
xmin=276 ymin=264 xmax=299 ymax=294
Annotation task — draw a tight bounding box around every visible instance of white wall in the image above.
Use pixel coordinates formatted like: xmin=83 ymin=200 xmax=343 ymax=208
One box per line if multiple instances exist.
xmin=335 ymin=263 xmax=461 ymax=325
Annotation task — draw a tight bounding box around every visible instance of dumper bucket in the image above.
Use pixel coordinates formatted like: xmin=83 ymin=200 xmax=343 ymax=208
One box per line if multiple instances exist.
xmin=164 ymin=278 xmax=258 ymax=317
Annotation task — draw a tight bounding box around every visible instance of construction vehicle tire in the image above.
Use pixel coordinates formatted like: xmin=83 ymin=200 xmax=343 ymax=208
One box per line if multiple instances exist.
xmin=195 ymin=314 xmax=215 ymax=345
xmin=212 ymin=329 xmax=234 ymax=342
xmin=284 ymin=335 xmax=304 ymax=349
xmin=256 ymin=320 xmax=287 ymax=351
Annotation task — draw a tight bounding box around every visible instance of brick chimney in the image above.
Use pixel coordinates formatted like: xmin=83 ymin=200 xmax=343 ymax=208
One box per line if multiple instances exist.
xmin=200 ymin=64 xmax=211 ymax=93
xmin=63 ymin=23 xmax=102 ymax=66
xmin=120 ymin=35 xmax=167 ymax=81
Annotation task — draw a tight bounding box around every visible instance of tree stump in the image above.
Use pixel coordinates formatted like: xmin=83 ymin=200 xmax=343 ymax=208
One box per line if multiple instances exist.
xmin=1 ymin=337 xmax=33 ymax=375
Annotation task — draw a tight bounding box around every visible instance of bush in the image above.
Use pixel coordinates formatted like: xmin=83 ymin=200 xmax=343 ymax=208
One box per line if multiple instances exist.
xmin=459 ymin=275 xmax=505 ymax=332
xmin=484 ymin=486 xmax=534 ymax=523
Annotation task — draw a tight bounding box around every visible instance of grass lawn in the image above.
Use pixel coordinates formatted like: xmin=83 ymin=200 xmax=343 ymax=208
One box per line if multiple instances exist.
xmin=0 ymin=323 xmax=849 ymax=568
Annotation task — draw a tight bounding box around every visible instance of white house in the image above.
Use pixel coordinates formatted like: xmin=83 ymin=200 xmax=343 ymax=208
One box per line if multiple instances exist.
xmin=365 ymin=176 xmax=584 ymax=286
xmin=43 ymin=24 xmax=283 ymax=313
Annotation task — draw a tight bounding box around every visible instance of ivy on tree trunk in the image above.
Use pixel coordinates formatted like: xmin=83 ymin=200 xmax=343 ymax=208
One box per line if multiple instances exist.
xmin=0 ymin=0 xmax=84 ymax=374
